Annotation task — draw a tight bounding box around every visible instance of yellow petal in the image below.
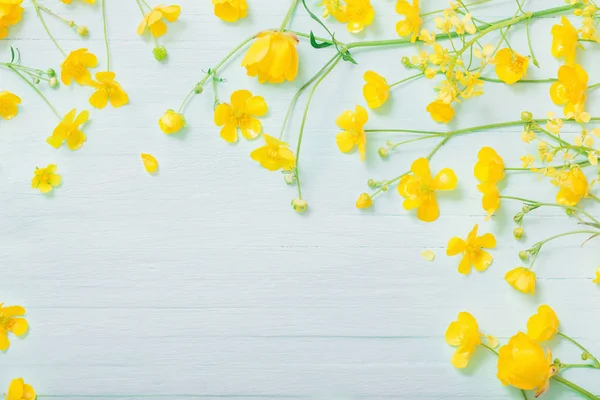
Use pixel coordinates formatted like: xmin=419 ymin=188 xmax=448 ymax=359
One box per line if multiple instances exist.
xmin=446 ymin=237 xmax=466 ymax=256
xmin=336 ymin=131 xmax=357 ymax=153
xmin=433 ymin=168 xmax=458 ymax=191
xmin=11 ymin=318 xmax=29 ymax=336
xmin=472 ymin=249 xmax=493 ymax=272
xmin=420 ymin=250 xmax=435 ymax=262
xmin=141 ymin=153 xmax=159 ymax=173
xmin=417 ymin=194 xmax=439 ymax=222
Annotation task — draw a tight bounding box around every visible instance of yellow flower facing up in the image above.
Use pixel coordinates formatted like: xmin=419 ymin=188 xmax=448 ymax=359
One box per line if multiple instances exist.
xmin=344 ymin=0 xmax=375 ymax=34
xmin=241 ymin=30 xmax=299 ymax=84
xmin=47 ymin=109 xmax=89 ymax=150
xmin=31 ymin=164 xmax=62 ymax=193
xmin=0 ymin=91 xmax=21 ymax=120
xmin=356 ymin=193 xmax=373 ymax=209
xmin=527 ymin=305 xmax=559 ymax=343
xmin=553 ymin=167 xmax=589 ymax=206
xmin=0 ymin=0 xmax=24 ymax=40
xmin=396 ymin=0 xmax=421 ymax=43
xmin=60 ymin=48 xmax=98 ymax=86
xmin=6 ymin=377 xmax=36 ymax=400
xmin=593 ymin=267 xmax=600 ymax=284
xmin=0 ymin=303 xmax=29 ymax=351
xmin=214 ymin=89 xmax=268 ymax=143
xmin=426 ymin=100 xmax=454 ymax=124
xmin=250 ymin=134 xmax=295 ymax=171
xmin=550 ymin=64 xmax=588 ymax=115
xmin=336 ymin=105 xmax=368 ymax=162
xmin=213 ymin=0 xmax=247 ymax=22
xmin=551 ymin=16 xmax=579 ymax=65
xmin=363 ymin=71 xmax=390 ymax=109
xmin=137 ymin=5 xmax=181 ymax=37
xmin=159 ymin=110 xmax=186 ymax=134
xmin=447 ymin=224 xmax=496 ymax=275
xmin=445 ymin=312 xmax=481 ymax=369
xmin=505 ymin=267 xmax=536 ymax=295
xmin=141 ymin=153 xmax=159 ymax=174
xmin=494 ymin=48 xmax=529 ymax=84
xmin=497 ymin=332 xmax=554 ymax=396
xmin=398 ymin=158 xmax=457 ymax=222
xmin=89 ymin=72 xmax=129 ymax=109
xmin=474 ymin=147 xmax=505 ymax=185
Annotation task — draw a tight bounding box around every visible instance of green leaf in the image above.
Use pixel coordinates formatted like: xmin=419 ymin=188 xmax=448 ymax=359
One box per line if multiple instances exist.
xmin=310 ymin=32 xmax=333 ymax=49
xmin=10 ymin=46 xmax=15 ymax=63
xmin=342 ymin=50 xmax=358 ymax=65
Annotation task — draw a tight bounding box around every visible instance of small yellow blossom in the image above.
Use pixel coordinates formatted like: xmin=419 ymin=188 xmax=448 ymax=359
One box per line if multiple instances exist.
xmin=89 ymin=72 xmax=129 ymax=109
xmin=0 ymin=303 xmax=29 ymax=350
xmin=362 ymin=71 xmax=390 ymax=109
xmin=31 ymin=164 xmax=61 ymax=193
xmin=474 ymin=44 xmax=494 ymax=65
xmin=344 ymin=0 xmax=375 ymax=33
xmin=430 ymin=43 xmax=451 ymax=72
xmin=320 ymin=0 xmax=347 ymax=22
xmin=593 ymin=267 xmax=600 ymax=284
xmin=521 ymin=155 xmax=534 ymax=168
xmin=418 ymin=28 xmax=435 ymax=45
xmin=0 ymin=91 xmax=21 ymax=120
xmin=6 ymin=377 xmax=36 ymax=400
xmin=497 ymin=332 xmax=553 ymax=397
xmin=527 ymin=305 xmax=559 ymax=343
xmin=426 ymin=100 xmax=454 ymax=124
xmin=398 ymin=157 xmax=457 ymax=222
xmin=505 ymin=266 xmax=536 ymax=295
xmin=212 ymin=0 xmax=247 ymax=22
xmin=487 ymin=335 xmax=499 ymax=349
xmin=250 ymin=134 xmax=295 ymax=171
xmin=447 ymin=224 xmax=496 ymax=275
xmin=214 ymin=89 xmax=268 ymax=143
xmin=550 ymin=64 xmax=588 ymax=115
xmin=436 ymin=79 xmax=459 ymax=104
xmin=141 ymin=153 xmax=159 ymax=174
xmin=241 ymin=30 xmax=299 ymax=84
xmin=478 ymin=182 xmax=500 ymax=219
xmin=445 ymin=312 xmax=481 ymax=369
xmin=521 ymin=126 xmax=535 ymax=143
xmin=0 ymin=0 xmax=24 ymax=40
xmin=395 ymin=0 xmax=421 ymax=42
xmin=159 ymin=110 xmax=186 ymax=134
xmin=60 ymin=48 xmax=98 ymax=86
xmin=551 ymin=16 xmax=579 ymax=65
xmin=137 ymin=5 xmax=181 ymax=37
xmin=579 ymin=16 xmax=600 ymax=42
xmin=336 ymin=105 xmax=368 ymax=161
xmin=420 ymin=250 xmax=435 ymax=262
xmin=356 ymin=192 xmax=373 ymax=209
xmin=546 ymin=113 xmax=564 ymax=135
xmin=47 ymin=109 xmax=89 ymax=150
xmin=474 ymin=147 xmax=505 ymax=185
xmin=494 ymin=48 xmax=529 ymax=84
xmin=553 ymin=167 xmax=589 ymax=206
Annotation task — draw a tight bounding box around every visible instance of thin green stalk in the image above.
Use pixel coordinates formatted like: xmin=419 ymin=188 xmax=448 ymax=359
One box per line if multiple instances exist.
xmin=280 ymin=0 xmax=299 ymax=31
xmin=504 ymin=159 xmax=590 ymax=171
xmin=525 ymin=17 xmax=540 ymax=67
xmin=420 ymin=0 xmax=492 ymax=17
xmin=139 ymin=0 xmax=152 ymax=9
xmin=102 ymin=0 xmax=110 ymax=71
xmin=560 ymin=363 xmax=600 ymax=370
xmin=370 ymin=172 xmax=409 ymax=198
xmin=390 ymin=135 xmax=440 ymax=149
xmin=558 ymin=332 xmax=600 ymax=366
xmin=389 ymin=72 xmax=423 ymax=88
xmin=426 ymin=135 xmax=452 ymax=160
xmin=479 ymin=77 xmax=556 ymax=83
xmin=365 ymin=129 xmax=444 ymax=135
xmin=528 ymin=230 xmax=599 ymax=269
xmin=36 ymin=3 xmax=73 ymax=26
xmin=32 ymin=0 xmax=67 ymax=57
xmin=589 ymin=82 xmax=600 ymax=91
xmin=8 ymin=66 xmax=61 ymax=119
xmin=135 ymin=0 xmax=147 ymax=16
xmin=500 ymin=195 xmax=600 ymax=225
xmin=551 ymin=375 xmax=600 ymax=400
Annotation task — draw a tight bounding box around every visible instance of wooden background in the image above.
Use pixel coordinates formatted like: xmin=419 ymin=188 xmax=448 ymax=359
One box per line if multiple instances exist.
xmin=1 ymin=0 xmax=598 ymax=398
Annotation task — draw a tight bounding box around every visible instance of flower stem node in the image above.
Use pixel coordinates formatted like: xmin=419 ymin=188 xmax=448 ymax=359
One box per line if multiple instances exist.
xmin=582 ymin=352 xmax=591 ymax=360
xmin=378 ymin=146 xmax=389 ymax=159
xmin=194 ymin=84 xmax=204 ymax=95
xmin=521 ymin=111 xmax=533 ymax=122
xmin=47 ymin=68 xmax=56 ymax=77
xmin=519 ymin=250 xmax=530 ymax=261
xmin=49 ymin=77 xmax=59 ymax=88
xmin=291 ymin=198 xmax=307 ymax=213
xmin=565 ymin=208 xmax=574 ymax=217
xmin=77 ymin=25 xmax=89 ymax=37
xmin=513 ymin=227 xmax=525 ymax=240
xmin=153 ymin=46 xmax=168 ymax=61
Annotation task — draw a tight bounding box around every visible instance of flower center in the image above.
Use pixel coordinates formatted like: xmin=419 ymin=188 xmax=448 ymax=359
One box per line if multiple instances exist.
xmin=67 ymin=62 xmax=87 ymax=78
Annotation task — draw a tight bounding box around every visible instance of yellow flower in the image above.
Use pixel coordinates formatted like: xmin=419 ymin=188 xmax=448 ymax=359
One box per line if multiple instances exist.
xmin=593 ymin=267 xmax=600 ymax=284
xmin=137 ymin=5 xmax=181 ymax=37
xmin=47 ymin=109 xmax=89 ymax=150
xmin=241 ymin=30 xmax=299 ymax=84
xmin=446 ymin=224 xmax=496 ymax=275
xmin=250 ymin=134 xmax=295 ymax=171
xmin=212 ymin=0 xmax=247 ymax=22
xmin=60 ymin=49 xmax=98 ymax=86
xmin=344 ymin=0 xmax=375 ymax=34
xmin=421 ymin=250 xmax=435 ymax=262
xmin=0 ymin=0 xmax=24 ymax=40
xmin=89 ymin=72 xmax=129 ymax=109
xmin=553 ymin=167 xmax=589 ymax=206
xmin=398 ymin=158 xmax=457 ymax=222
xmin=0 ymin=303 xmax=29 ymax=350
xmin=487 ymin=335 xmax=499 ymax=349
xmin=336 ymin=105 xmax=368 ymax=161
xmin=426 ymin=100 xmax=454 ymax=124
xmin=362 ymin=71 xmax=390 ymax=109
xmin=478 ymin=182 xmax=500 ymax=219
xmin=0 ymin=91 xmax=21 ymax=120
xmin=445 ymin=312 xmax=481 ymax=369
xmin=356 ymin=192 xmax=373 ymax=209
xmin=551 ymin=16 xmax=579 ymax=65
xmin=214 ymin=89 xmax=268 ymax=143
xmin=550 ymin=64 xmax=588 ymax=114
xmin=527 ymin=305 xmax=559 ymax=343
xmin=505 ymin=267 xmax=536 ymax=295
xmin=141 ymin=153 xmax=159 ymax=174
xmin=395 ymin=0 xmax=421 ymax=43
xmin=159 ymin=110 xmax=186 ymax=134
xmin=521 ymin=155 xmax=534 ymax=168
xmin=6 ymin=377 xmax=36 ymax=400
xmin=497 ymin=332 xmax=553 ymax=396
xmin=321 ymin=0 xmax=347 ymax=22
xmin=31 ymin=164 xmax=62 ymax=193
xmin=494 ymin=48 xmax=529 ymax=84
xmin=474 ymin=147 xmax=505 ymax=185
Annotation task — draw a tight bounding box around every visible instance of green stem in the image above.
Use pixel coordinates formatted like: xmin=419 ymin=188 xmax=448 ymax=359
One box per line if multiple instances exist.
xmin=36 ymin=3 xmax=73 ymax=26
xmin=32 ymin=0 xmax=67 ymax=57
xmin=589 ymin=82 xmax=600 ymax=91
xmin=365 ymin=129 xmax=444 ymax=135
xmin=551 ymin=375 xmax=600 ymax=400
xmin=560 ymin=363 xmax=600 ymax=370
xmin=525 ymin=17 xmax=540 ymax=67
xmin=370 ymin=172 xmax=410 ymax=198
xmin=420 ymin=0 xmax=492 ymax=17
xmin=135 ymin=0 xmax=147 ymax=16
xmin=479 ymin=77 xmax=556 ymax=83
xmin=481 ymin=343 xmax=499 ymax=355
xmin=504 ymin=159 xmax=590 ymax=171
xmin=390 ymin=135 xmax=440 ymax=149
xmin=102 ymin=0 xmax=110 ymax=71
xmin=389 ymin=72 xmax=423 ymax=88
xmin=426 ymin=135 xmax=451 ymax=160
xmin=280 ymin=0 xmax=299 ymax=31
xmin=528 ymin=230 xmax=599 ymax=268
xmin=8 ymin=66 xmax=61 ymax=119
xmin=139 ymin=0 xmax=152 ymax=9
xmin=500 ymin=195 xmax=600 ymax=225
xmin=558 ymin=332 xmax=600 ymax=367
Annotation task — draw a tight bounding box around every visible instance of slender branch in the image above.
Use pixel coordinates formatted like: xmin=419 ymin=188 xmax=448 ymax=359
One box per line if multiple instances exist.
xmin=32 ymin=0 xmax=67 ymax=57
xmin=102 ymin=0 xmax=110 ymax=71
xmin=7 ymin=66 xmax=62 ymax=119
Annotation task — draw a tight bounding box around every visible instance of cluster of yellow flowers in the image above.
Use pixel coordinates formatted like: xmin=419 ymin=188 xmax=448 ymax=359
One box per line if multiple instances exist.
xmin=321 ymin=0 xmax=375 ymax=34
xmin=0 ymin=303 xmax=34 ymax=398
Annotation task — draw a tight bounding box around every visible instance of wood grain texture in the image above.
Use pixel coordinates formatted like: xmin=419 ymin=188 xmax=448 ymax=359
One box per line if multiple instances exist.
xmin=0 ymin=0 xmax=599 ymax=399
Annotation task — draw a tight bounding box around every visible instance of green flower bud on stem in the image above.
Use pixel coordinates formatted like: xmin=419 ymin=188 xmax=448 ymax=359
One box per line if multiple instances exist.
xmin=49 ymin=77 xmax=59 ymax=88
xmin=513 ymin=227 xmax=524 ymax=240
xmin=291 ymin=198 xmax=307 ymax=214
xmin=47 ymin=68 xmax=56 ymax=77
xmin=77 ymin=26 xmax=89 ymax=37
xmin=519 ymin=250 xmax=529 ymax=261
xmin=378 ymin=147 xmax=389 ymax=159
xmin=521 ymin=111 xmax=533 ymax=122
xmin=153 ymin=46 xmax=168 ymax=61
xmin=513 ymin=212 xmax=524 ymax=223
xmin=194 ymin=84 xmax=204 ymax=94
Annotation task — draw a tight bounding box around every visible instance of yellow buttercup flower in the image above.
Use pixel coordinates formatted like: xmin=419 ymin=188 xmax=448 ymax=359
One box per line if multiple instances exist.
xmin=213 ymin=0 xmax=247 ymax=22
xmin=0 ymin=0 xmax=24 ymax=40
xmin=474 ymin=147 xmax=505 ymax=184
xmin=31 ymin=164 xmax=62 ymax=193
xmin=137 ymin=5 xmax=181 ymax=37
xmin=47 ymin=109 xmax=89 ymax=150
xmin=398 ymin=158 xmax=457 ymax=222
xmin=554 ymin=167 xmax=588 ymax=206
xmin=445 ymin=312 xmax=481 ymax=369
xmin=141 ymin=153 xmax=159 ymax=174
xmin=426 ymin=100 xmax=454 ymax=124
xmin=320 ymin=0 xmax=347 ymax=22
xmin=344 ymin=0 xmax=375 ymax=33
xmin=60 ymin=48 xmax=98 ymax=86
xmin=497 ymin=332 xmax=553 ymax=397
xmin=593 ymin=267 xmax=600 ymax=284
xmin=395 ymin=0 xmax=421 ymax=43
xmin=494 ymin=48 xmax=529 ymax=84
xmin=159 ymin=110 xmax=186 ymax=134
xmin=527 ymin=305 xmax=559 ymax=343
xmin=0 ymin=91 xmax=21 ymax=120
xmin=241 ymin=30 xmax=299 ymax=84
xmin=0 ymin=303 xmax=29 ymax=350
xmin=362 ymin=71 xmax=390 ymax=109
xmin=446 ymin=224 xmax=496 ymax=275
xmin=6 ymin=377 xmax=36 ymax=400
xmin=478 ymin=182 xmax=501 ymax=220
xmin=89 ymin=72 xmax=129 ymax=109
xmin=551 ymin=16 xmax=579 ymax=65
xmin=214 ymin=89 xmax=268 ymax=143
xmin=336 ymin=105 xmax=368 ymax=162
xmin=505 ymin=267 xmax=536 ymax=295
xmin=356 ymin=193 xmax=373 ymax=209
xmin=550 ymin=64 xmax=588 ymax=116
xmin=250 ymin=134 xmax=295 ymax=171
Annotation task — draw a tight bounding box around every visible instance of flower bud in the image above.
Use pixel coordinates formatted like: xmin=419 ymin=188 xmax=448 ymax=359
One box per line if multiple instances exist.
xmin=378 ymin=147 xmax=389 ymax=159
xmin=513 ymin=227 xmax=524 ymax=240
xmin=401 ymin=56 xmax=410 ymax=67
xmin=356 ymin=193 xmax=373 ymax=209
xmin=153 ymin=46 xmax=168 ymax=61
xmin=284 ymin=173 xmax=296 ymax=185
xmin=194 ymin=84 xmax=204 ymax=94
xmin=582 ymin=352 xmax=590 ymax=360
xmin=518 ymin=250 xmax=529 ymax=261
xmin=68 ymin=20 xmax=75 ymax=27
xmin=49 ymin=77 xmax=59 ymax=88
xmin=521 ymin=111 xmax=533 ymax=122
xmin=291 ymin=198 xmax=307 ymax=213
xmin=424 ymin=67 xmax=437 ymax=79
xmin=513 ymin=212 xmax=524 ymax=223
xmin=565 ymin=208 xmax=574 ymax=217
xmin=522 ymin=205 xmax=531 ymax=213
xmin=367 ymin=179 xmax=377 ymax=189
xmin=33 ymin=77 xmax=40 ymax=84
xmin=158 ymin=109 xmax=186 ymax=134
xmin=47 ymin=68 xmax=56 ymax=77
xmin=77 ymin=25 xmax=89 ymax=37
